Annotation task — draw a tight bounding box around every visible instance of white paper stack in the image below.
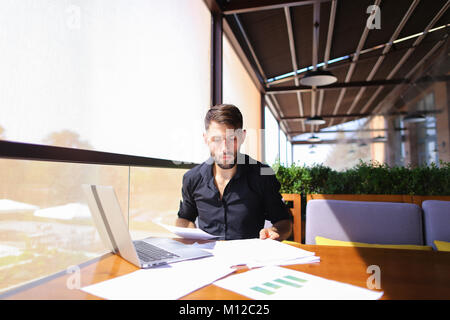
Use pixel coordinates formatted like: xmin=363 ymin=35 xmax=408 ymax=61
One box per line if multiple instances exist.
xmin=156 ymin=222 xmax=219 ymax=240
xmin=214 ymin=266 xmax=384 ymax=300
xmin=81 ymin=256 xmax=235 ymax=300
xmin=191 ymin=238 xmax=320 ymax=268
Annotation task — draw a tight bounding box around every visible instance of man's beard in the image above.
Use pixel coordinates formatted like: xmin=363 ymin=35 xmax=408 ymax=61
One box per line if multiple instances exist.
xmin=212 ymin=153 xmax=237 ymax=169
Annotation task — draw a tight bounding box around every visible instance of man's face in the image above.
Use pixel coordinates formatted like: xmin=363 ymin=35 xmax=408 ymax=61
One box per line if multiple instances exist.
xmin=203 ymin=121 xmax=246 ymax=169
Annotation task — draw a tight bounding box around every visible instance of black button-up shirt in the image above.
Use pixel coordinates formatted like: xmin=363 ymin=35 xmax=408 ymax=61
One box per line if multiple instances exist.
xmin=177 ymin=153 xmax=292 ymax=240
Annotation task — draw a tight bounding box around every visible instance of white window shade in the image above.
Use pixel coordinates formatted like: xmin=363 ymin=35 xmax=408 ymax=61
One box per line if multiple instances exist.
xmin=0 ymin=0 xmax=211 ymax=164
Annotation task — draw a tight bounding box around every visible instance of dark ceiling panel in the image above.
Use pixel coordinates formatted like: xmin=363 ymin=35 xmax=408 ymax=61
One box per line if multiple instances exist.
xmin=364 ymin=0 xmax=415 ymax=49
xmin=365 ymin=85 xmax=395 ymax=114
xmin=238 ymin=9 xmax=292 ymax=79
xmin=396 ymin=40 xmax=446 ymax=79
xmin=352 ymin=86 xmax=379 ymax=114
xmin=351 ymin=55 xmax=381 ymax=82
xmin=318 ymin=1 xmax=332 ymax=64
xmin=303 ymin=91 xmax=313 ymax=118
xmin=330 ymin=0 xmax=374 ymax=60
xmin=320 ymin=86 xmax=341 ymax=116
xmin=291 ymin=4 xmax=314 ymax=68
xmin=290 ymin=1 xmax=332 ymax=68
xmin=276 ymin=93 xmax=300 ymax=118
xmin=398 ymin=0 xmax=448 ymax=39
xmin=370 ymin=44 xmax=410 ymax=81
xmin=327 ymin=63 xmax=350 ymax=84
xmin=223 ymin=0 xmax=449 ymax=137
xmin=436 ymin=7 xmax=450 ymax=28
xmin=332 ymin=87 xmax=361 ymax=115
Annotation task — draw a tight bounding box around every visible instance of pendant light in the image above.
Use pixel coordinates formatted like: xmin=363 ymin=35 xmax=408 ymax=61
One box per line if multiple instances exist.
xmin=300 ymin=68 xmax=337 ymax=86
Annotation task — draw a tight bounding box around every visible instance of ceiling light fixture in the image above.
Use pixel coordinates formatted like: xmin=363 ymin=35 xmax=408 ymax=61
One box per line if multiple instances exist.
xmin=358 ymin=141 xmax=368 ymax=147
xmin=299 ymin=68 xmax=338 ymax=86
xmin=305 ymin=116 xmax=326 ymax=125
xmin=373 ymin=135 xmax=387 ymax=142
xmin=307 ymin=135 xmax=321 ymax=142
xmin=403 ymin=113 xmax=426 ymax=123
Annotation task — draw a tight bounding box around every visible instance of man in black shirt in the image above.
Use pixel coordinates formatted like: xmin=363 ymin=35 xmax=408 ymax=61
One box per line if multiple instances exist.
xmin=176 ymin=104 xmax=292 ymax=241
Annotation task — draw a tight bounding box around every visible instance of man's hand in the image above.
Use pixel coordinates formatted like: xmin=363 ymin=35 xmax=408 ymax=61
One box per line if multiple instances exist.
xmin=259 ymin=219 xmax=292 ymax=241
xmin=175 ymin=218 xmax=196 ymax=228
xmin=259 ymin=228 xmax=280 ymax=240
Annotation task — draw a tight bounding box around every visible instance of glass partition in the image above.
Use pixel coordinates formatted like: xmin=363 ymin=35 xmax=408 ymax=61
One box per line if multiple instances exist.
xmin=264 ymin=106 xmax=280 ymax=166
xmin=0 ymin=158 xmax=129 ymax=294
xmin=128 ymin=166 xmax=189 ymax=240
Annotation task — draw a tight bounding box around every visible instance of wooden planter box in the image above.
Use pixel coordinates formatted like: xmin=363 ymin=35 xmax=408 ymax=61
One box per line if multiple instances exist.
xmin=281 ymin=193 xmax=302 ymax=243
xmin=307 ymin=194 xmax=413 ymax=203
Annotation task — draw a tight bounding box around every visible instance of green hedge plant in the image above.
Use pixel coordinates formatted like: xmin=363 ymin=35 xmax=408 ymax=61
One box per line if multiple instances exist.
xmin=273 ymin=160 xmax=450 ymax=196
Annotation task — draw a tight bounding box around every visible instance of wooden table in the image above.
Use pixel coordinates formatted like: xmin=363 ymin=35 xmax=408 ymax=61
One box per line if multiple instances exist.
xmin=3 ymin=244 xmax=450 ymax=300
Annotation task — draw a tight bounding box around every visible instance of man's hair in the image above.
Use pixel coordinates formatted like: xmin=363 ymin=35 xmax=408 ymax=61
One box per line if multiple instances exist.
xmin=204 ymin=104 xmax=243 ymax=131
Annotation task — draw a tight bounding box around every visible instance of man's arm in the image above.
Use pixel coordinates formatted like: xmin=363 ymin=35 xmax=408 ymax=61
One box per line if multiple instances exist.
xmin=259 ymin=166 xmax=293 ymax=241
xmin=175 ymin=217 xmax=197 ymax=229
xmin=177 ymin=172 xmax=199 ymax=228
xmin=259 ymin=219 xmax=292 ymax=241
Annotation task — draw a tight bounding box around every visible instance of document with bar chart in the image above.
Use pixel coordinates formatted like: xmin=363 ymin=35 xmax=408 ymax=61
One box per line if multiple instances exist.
xmin=213 ymin=266 xmax=383 ymax=300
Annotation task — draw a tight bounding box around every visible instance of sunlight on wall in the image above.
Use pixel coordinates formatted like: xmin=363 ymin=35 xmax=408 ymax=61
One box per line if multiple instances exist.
xmin=223 ymin=35 xmax=262 ymax=161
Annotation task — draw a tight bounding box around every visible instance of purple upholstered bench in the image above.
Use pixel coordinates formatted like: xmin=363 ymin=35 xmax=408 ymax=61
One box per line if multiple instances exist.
xmin=305 ymin=199 xmax=424 ymax=245
xmin=422 ymin=200 xmax=450 ymax=250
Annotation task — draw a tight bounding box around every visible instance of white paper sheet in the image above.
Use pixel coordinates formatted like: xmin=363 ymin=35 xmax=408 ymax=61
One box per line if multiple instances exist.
xmin=156 ymin=222 xmax=219 ymax=240
xmin=192 ymin=238 xmax=318 ymax=267
xmin=246 ymin=255 xmax=321 ymax=268
xmin=213 ymin=266 xmax=384 ymax=300
xmin=81 ymin=257 xmax=234 ymax=300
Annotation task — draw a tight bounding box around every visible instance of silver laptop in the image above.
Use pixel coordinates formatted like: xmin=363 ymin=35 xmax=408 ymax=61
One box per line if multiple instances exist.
xmin=82 ymin=184 xmax=212 ymax=268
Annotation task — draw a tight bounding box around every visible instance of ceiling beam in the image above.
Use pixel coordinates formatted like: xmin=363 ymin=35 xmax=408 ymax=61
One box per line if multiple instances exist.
xmin=317 ymin=0 xmax=337 ymax=120
xmin=291 ymin=139 xmax=364 ymax=145
xmin=340 ymin=0 xmax=420 ymax=123
xmin=328 ymin=0 xmax=381 ymax=127
xmin=284 ymin=6 xmax=306 ymax=132
xmin=222 ymin=0 xmax=331 ymax=15
xmin=282 ymin=112 xmax=375 ymax=120
xmin=233 ymin=14 xmax=267 ymax=81
xmin=361 ymin=0 xmax=450 ymax=116
xmin=289 ymin=128 xmax=412 ymax=135
xmin=265 ymin=32 xmax=449 ymax=87
xmin=281 ymin=109 xmax=442 ymax=120
xmin=265 ymin=75 xmax=450 ymax=94
xmin=310 ymin=1 xmax=320 ymax=129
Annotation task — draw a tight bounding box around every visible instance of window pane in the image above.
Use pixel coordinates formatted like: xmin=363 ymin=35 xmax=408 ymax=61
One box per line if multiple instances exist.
xmin=280 ymin=130 xmax=287 ymax=166
xmin=415 ymin=92 xmax=438 ymax=165
xmin=0 ymin=159 xmax=129 ymax=293
xmin=128 ymin=166 xmax=188 ymax=240
xmin=264 ymin=107 xmax=279 ymax=166
xmin=0 ymin=0 xmax=211 ymax=163
xmin=287 ymin=140 xmax=292 ymax=167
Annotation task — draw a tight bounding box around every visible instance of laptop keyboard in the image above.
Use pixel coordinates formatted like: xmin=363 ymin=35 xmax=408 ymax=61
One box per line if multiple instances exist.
xmin=134 ymin=240 xmax=180 ymax=262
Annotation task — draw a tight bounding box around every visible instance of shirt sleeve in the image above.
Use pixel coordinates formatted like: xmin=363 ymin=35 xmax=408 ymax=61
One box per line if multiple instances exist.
xmin=177 ymin=173 xmax=198 ymax=223
xmin=262 ymin=171 xmax=292 ymax=224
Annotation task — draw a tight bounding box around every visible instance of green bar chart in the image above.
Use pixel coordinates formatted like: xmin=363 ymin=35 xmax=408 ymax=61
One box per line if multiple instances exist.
xmin=250 ymin=275 xmax=308 ymax=295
